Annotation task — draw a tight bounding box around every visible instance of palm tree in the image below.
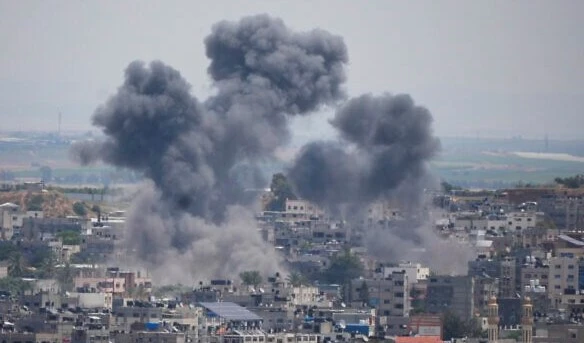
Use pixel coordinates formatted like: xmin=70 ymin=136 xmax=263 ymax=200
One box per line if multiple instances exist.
xmin=8 ymin=252 xmax=25 ymax=278
xmin=286 ymin=272 xmax=308 ymax=287
xmin=56 ymin=263 xmax=74 ymax=294
xmin=39 ymin=253 xmax=57 ymax=279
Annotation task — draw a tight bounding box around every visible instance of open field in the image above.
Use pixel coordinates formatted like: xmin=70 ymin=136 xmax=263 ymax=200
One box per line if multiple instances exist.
xmin=2 ymin=134 xmax=584 ymax=189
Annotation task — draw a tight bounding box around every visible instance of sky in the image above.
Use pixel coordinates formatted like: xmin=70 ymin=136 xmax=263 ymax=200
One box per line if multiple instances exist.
xmin=0 ymin=1 xmax=583 ymax=141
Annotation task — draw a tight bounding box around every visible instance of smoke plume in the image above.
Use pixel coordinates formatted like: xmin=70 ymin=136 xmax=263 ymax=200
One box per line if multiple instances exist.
xmin=289 ymin=93 xmax=440 ymax=209
xmin=288 ymin=94 xmax=474 ymax=273
xmin=72 ymin=14 xmax=348 ymax=282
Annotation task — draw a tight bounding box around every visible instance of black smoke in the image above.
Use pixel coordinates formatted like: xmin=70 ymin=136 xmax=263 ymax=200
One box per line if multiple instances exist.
xmin=71 ymin=14 xmax=348 ymax=281
xmin=289 ymin=93 xmax=440 ymax=210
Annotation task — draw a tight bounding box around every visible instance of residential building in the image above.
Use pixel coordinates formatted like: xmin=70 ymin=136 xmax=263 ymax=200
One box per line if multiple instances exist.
xmin=425 ymin=276 xmax=474 ymax=320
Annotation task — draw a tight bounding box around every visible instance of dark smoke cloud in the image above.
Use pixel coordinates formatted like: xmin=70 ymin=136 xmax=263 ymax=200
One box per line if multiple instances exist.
xmin=289 ymin=93 xmax=440 ymax=209
xmin=286 ymin=94 xmax=470 ymax=274
xmin=71 ymin=14 xmax=348 ymax=282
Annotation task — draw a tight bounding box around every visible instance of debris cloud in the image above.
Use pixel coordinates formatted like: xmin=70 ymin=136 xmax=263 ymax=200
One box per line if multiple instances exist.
xmin=72 ymin=14 xmax=348 ymax=282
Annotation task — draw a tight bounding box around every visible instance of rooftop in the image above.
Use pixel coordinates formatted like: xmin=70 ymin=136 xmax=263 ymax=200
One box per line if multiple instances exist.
xmin=199 ymin=302 xmax=262 ymax=321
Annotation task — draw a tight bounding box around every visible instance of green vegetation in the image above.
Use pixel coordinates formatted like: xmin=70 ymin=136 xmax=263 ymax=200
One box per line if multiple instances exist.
xmin=0 ymin=277 xmax=34 ymax=296
xmin=322 ymin=249 xmax=364 ymax=285
xmin=56 ymin=263 xmax=75 ymax=293
xmin=239 ymin=270 xmax=263 ymax=287
xmin=46 ymin=186 xmax=125 ymax=196
xmin=57 ymin=231 xmax=81 ymax=245
xmin=286 ymin=272 xmax=309 ymax=287
xmin=0 ymin=242 xmax=59 ymax=279
xmin=72 ymin=202 xmax=88 ymax=216
xmin=266 ymin=173 xmax=297 ymax=211
xmin=442 ymin=312 xmax=485 ymax=340
xmin=0 ymin=243 xmax=18 ymax=261
xmin=26 ymin=194 xmax=44 ymax=211
xmin=554 ymin=174 xmax=584 ymax=188
xmin=441 ymin=181 xmax=463 ymax=193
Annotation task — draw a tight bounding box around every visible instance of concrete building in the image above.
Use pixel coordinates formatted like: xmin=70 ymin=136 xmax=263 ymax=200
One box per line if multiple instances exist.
xmin=383 ymin=262 xmax=430 ymax=284
xmin=425 ymin=276 xmax=474 ymax=320
xmin=548 ymin=255 xmax=579 ymax=309
xmin=349 ymin=272 xmax=409 ymax=317
xmin=500 ymin=257 xmax=518 ymax=298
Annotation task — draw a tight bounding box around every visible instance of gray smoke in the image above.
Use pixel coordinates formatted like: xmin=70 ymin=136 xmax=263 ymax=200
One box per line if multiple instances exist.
xmin=288 ymin=94 xmax=473 ymax=274
xmin=289 ymin=93 xmax=440 ymax=209
xmin=71 ymin=14 xmax=348 ymax=282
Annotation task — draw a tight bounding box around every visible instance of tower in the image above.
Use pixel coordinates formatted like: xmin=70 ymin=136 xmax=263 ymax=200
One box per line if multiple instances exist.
xmin=487 ymin=296 xmax=499 ymax=343
xmin=521 ymin=296 xmax=533 ymax=343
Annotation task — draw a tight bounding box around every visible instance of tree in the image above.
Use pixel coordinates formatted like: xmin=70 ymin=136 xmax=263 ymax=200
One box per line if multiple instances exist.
xmin=57 ymin=231 xmax=81 ymax=245
xmin=555 ymin=174 xmax=584 ymax=189
xmin=0 ymin=243 xmax=18 ymax=261
xmin=0 ymin=277 xmax=33 ymax=296
xmin=72 ymin=202 xmax=87 ymax=217
xmin=442 ymin=311 xmax=485 ymax=340
xmin=322 ymin=249 xmax=364 ymax=285
xmin=286 ymin=272 xmax=308 ymax=287
xmin=267 ymin=173 xmax=297 ymax=211
xmin=357 ymin=281 xmax=369 ymax=304
xmin=441 ymin=181 xmax=462 ymax=193
xmin=7 ymin=252 xmax=25 ymax=278
xmin=26 ymin=194 xmax=44 ymax=211
xmin=56 ymin=263 xmax=74 ymax=294
xmin=240 ymin=271 xmax=263 ymax=287
xmin=38 ymin=252 xmax=57 ymax=279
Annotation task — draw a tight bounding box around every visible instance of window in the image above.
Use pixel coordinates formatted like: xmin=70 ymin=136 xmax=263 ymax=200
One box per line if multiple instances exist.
xmin=568 ymin=265 xmax=575 ymax=269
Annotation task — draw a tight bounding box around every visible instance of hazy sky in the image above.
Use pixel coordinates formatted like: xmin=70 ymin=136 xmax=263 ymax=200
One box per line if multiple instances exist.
xmin=1 ymin=1 xmax=583 ymax=141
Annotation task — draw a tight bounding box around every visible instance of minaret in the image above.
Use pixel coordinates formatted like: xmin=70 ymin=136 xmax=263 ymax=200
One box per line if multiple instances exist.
xmin=487 ymin=296 xmax=499 ymax=343
xmin=521 ymin=296 xmax=533 ymax=343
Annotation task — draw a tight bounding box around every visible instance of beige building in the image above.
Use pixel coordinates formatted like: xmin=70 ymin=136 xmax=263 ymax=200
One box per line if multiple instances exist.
xmin=548 ymin=255 xmax=579 ymax=309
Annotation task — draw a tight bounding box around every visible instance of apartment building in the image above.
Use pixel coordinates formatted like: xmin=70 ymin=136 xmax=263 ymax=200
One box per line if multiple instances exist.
xmin=548 ymin=255 xmax=580 ymax=309
xmin=425 ymin=276 xmax=474 ymax=320
xmin=349 ymin=272 xmax=409 ymax=318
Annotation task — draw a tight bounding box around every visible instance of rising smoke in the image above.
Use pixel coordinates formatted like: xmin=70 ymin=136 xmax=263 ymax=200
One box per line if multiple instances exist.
xmin=289 ymin=93 xmax=440 ymax=210
xmin=72 ymin=14 xmax=467 ymax=281
xmin=72 ymin=14 xmax=348 ymax=282
xmin=288 ymin=94 xmax=473 ymax=274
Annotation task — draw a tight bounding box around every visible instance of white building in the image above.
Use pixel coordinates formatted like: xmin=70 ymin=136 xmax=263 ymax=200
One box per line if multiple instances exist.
xmin=383 ymin=262 xmax=429 ymax=284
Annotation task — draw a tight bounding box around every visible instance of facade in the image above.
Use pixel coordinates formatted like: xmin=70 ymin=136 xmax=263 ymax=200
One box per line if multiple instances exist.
xmin=425 ymin=276 xmax=474 ymax=320
xmin=548 ymin=255 xmax=579 ymax=308
xmin=349 ymin=272 xmax=409 ymax=317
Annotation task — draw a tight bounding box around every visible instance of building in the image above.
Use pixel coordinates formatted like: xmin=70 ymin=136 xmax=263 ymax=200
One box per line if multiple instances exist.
xmin=199 ymin=302 xmax=263 ymax=332
xmin=425 ymin=276 xmax=474 ymax=320
xmin=383 ymin=262 xmax=430 ymax=284
xmin=349 ymin=272 xmax=409 ymax=318
xmin=548 ymin=255 xmax=579 ymax=309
